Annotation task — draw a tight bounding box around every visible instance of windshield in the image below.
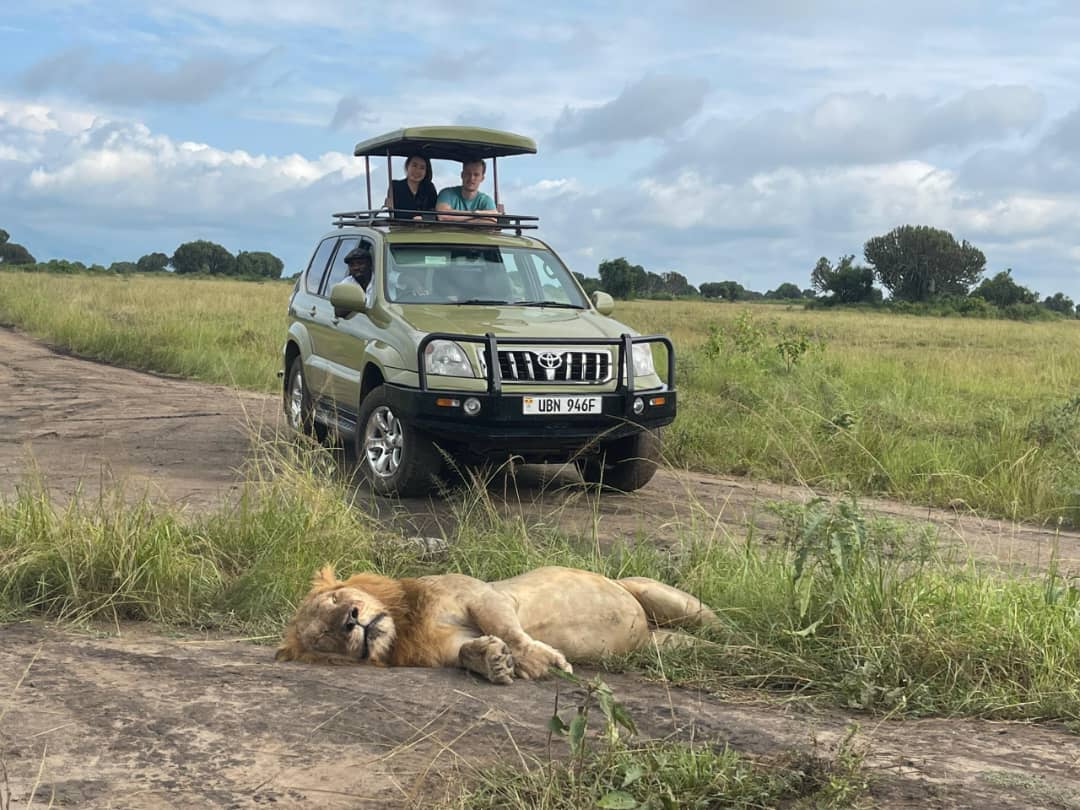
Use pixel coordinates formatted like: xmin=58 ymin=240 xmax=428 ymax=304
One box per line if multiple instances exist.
xmin=386 ymin=244 xmax=589 ymax=308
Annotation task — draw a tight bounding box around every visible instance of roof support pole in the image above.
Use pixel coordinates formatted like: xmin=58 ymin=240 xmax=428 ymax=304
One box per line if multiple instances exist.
xmin=364 ymin=156 xmax=372 ymax=210
xmin=492 ymin=156 xmax=500 ymax=207
xmin=386 ymin=151 xmax=393 ymax=212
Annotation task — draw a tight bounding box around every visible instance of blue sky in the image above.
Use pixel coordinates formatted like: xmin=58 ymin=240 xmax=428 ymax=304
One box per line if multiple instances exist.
xmin=2 ymin=0 xmax=1079 ymax=299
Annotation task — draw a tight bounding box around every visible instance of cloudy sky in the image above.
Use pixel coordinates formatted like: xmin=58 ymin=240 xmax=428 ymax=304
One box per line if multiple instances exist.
xmin=2 ymin=0 xmax=1079 ymax=299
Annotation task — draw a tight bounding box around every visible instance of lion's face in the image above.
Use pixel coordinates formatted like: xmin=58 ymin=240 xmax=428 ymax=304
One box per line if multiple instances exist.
xmin=279 ymin=585 xmax=397 ymax=664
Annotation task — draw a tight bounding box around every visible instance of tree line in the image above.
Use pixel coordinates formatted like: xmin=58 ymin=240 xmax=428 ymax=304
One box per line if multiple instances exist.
xmin=576 ymin=224 xmax=1076 ymax=318
xmin=0 ymin=230 xmax=285 ymax=280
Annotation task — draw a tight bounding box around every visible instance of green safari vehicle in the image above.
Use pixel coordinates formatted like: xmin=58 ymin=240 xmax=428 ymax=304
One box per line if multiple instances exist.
xmin=282 ymin=126 xmax=677 ymax=496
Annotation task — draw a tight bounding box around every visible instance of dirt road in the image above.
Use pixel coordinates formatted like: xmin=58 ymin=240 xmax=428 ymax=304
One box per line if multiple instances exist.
xmin=2 ymin=326 xmax=1079 ymax=808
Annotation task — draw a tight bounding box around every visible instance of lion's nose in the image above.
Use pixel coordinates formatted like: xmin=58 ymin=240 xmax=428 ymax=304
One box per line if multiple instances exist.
xmin=343 ymin=606 xmax=360 ymax=632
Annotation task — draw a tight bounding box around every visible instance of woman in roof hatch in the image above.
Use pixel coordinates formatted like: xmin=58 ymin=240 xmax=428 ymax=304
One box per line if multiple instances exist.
xmin=385 ymin=154 xmax=437 ymax=220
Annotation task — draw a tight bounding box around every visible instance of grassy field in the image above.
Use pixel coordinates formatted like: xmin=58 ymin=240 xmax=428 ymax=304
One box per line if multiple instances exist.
xmin=0 ymin=269 xmax=1078 ymax=525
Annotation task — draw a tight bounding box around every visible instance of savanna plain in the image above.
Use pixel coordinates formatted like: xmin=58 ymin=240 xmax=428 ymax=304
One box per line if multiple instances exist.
xmin=2 ymin=269 xmax=1080 ymax=809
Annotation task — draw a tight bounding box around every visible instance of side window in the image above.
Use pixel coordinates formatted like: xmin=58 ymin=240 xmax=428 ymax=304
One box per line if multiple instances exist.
xmin=321 ymin=237 xmax=362 ymax=294
xmin=304 ymin=239 xmax=338 ymax=295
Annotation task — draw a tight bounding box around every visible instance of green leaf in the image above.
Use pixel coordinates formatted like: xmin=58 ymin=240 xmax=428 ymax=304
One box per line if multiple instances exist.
xmin=621 ymin=764 xmax=644 ymax=787
xmin=597 ymin=790 xmax=638 ymax=809
xmin=546 ymin=714 xmax=568 ymax=735
xmin=568 ymin=712 xmax=587 ymax=755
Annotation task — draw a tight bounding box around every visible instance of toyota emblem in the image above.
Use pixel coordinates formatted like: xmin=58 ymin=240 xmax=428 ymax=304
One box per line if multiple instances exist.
xmin=537 ymin=351 xmax=562 ymax=370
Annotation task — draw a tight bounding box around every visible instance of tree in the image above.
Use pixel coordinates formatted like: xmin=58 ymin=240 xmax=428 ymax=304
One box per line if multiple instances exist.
xmin=810 ymin=255 xmax=880 ymax=304
xmin=1043 ymin=292 xmax=1075 ymax=317
xmin=597 ymin=257 xmax=648 ymax=299
xmin=136 ymin=252 xmax=170 ymax=273
xmin=573 ymin=272 xmax=601 ymax=296
xmin=108 ymin=261 xmax=139 ymax=274
xmin=766 ymin=282 xmax=803 ymax=300
xmin=171 ymin=240 xmax=236 ymax=276
xmin=0 ymin=228 xmax=36 ymax=265
xmin=236 ymin=250 xmax=285 ymax=279
xmin=698 ymin=280 xmax=747 ymax=301
xmin=658 ymin=270 xmax=696 ymax=297
xmin=864 ymin=225 xmax=985 ymax=301
xmin=971 ymin=269 xmax=1037 ymax=307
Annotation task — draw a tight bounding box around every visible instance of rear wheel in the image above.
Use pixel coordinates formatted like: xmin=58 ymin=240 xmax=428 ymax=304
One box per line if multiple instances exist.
xmin=284 ymin=356 xmax=326 ymax=442
xmin=355 ymin=386 xmax=442 ymax=496
xmin=576 ymin=430 xmax=660 ymax=492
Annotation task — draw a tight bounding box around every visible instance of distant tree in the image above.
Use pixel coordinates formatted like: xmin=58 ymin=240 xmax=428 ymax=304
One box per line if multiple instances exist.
xmin=659 ymin=270 xmax=696 ymax=297
xmin=1042 ymin=292 xmax=1075 ymax=317
xmin=766 ymin=282 xmax=803 ymax=300
xmin=810 ymin=255 xmax=880 ymax=304
xmin=0 ymin=228 xmax=36 ymax=265
xmin=108 ymin=261 xmax=139 ymax=274
xmin=801 ymin=288 xmax=816 ymax=299
xmin=573 ymin=272 xmax=601 ymax=296
xmin=171 ymin=240 xmax=236 ymax=276
xmin=704 ymin=280 xmax=747 ymax=301
xmin=864 ymin=225 xmax=985 ymax=302
xmin=136 ymin=252 xmax=170 ymax=273
xmin=598 ymin=257 xmax=648 ymax=299
xmin=699 ymin=282 xmax=724 ymax=299
xmin=236 ymin=250 xmax=285 ymax=279
xmin=971 ymin=269 xmax=1037 ymax=307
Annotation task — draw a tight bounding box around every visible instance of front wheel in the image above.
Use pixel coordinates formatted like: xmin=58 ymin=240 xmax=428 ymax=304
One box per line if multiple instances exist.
xmin=576 ymin=430 xmax=661 ymax=492
xmin=355 ymin=386 xmax=442 ymax=496
xmin=284 ymin=356 xmax=326 ymax=442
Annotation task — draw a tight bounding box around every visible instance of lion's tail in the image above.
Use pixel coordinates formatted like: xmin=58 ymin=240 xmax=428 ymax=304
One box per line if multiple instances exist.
xmin=616 ymin=577 xmax=722 ymax=630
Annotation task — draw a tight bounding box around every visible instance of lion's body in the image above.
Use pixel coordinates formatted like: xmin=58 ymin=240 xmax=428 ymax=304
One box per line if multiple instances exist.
xmin=276 ymin=566 xmax=719 ymax=684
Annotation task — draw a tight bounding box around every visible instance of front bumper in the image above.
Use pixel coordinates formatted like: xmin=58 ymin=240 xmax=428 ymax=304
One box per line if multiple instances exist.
xmin=387 ymin=330 xmax=678 ymax=459
xmin=383 ymin=384 xmax=676 ymax=456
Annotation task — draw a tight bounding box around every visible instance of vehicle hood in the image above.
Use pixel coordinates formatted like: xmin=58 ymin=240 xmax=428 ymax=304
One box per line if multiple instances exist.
xmin=396 ymin=305 xmax=637 ymax=339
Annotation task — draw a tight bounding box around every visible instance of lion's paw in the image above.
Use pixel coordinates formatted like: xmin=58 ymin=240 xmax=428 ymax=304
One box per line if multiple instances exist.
xmin=513 ymin=641 xmax=572 ymax=680
xmin=460 ymin=636 xmax=515 ymax=685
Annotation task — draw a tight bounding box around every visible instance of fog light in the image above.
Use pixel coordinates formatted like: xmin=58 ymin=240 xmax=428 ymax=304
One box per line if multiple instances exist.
xmin=463 ymin=397 xmax=482 ymax=416
xmin=632 ymin=397 xmax=645 ymax=415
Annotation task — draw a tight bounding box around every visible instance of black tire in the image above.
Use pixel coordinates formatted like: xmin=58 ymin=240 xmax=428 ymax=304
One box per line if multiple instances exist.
xmin=284 ymin=355 xmax=327 ymax=442
xmin=576 ymin=430 xmax=661 ymax=492
xmin=355 ymin=385 xmax=442 ymax=496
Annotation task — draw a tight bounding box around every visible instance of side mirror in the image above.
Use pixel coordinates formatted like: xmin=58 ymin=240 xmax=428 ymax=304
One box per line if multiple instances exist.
xmin=591 ymin=291 xmax=615 ymax=315
xmin=330 ymin=281 xmax=368 ymax=316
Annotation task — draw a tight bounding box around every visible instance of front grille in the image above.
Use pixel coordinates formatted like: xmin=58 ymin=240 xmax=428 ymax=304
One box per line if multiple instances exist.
xmin=482 ymin=348 xmax=613 ymax=383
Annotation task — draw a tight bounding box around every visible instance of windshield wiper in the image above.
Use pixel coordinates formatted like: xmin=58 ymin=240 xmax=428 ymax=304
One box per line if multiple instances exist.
xmin=510 ymin=300 xmax=585 ymax=309
xmin=454 ymin=299 xmax=509 ymax=305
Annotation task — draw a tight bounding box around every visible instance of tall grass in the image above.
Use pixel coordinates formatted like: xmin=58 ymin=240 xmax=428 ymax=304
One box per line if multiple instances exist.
xmin=0 ymin=271 xmax=285 ymax=390
xmin=3 ymin=444 xmax=1079 ymax=723
xmin=1 ymin=271 xmax=1078 ymax=523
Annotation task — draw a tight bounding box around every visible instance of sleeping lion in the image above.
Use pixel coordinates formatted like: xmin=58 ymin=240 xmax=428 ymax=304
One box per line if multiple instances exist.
xmin=275 ymin=566 xmax=720 ymax=684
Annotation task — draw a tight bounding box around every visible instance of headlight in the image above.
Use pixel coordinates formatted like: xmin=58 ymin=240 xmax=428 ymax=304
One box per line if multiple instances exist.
xmin=632 ymin=342 xmax=656 ymax=376
xmin=424 ymin=339 xmax=475 ymax=378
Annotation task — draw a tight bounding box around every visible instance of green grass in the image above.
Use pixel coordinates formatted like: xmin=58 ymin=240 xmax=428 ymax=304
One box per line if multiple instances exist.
xmin=3 ymin=443 xmax=1079 ymax=724
xmin=0 ymin=270 xmax=1078 ymax=523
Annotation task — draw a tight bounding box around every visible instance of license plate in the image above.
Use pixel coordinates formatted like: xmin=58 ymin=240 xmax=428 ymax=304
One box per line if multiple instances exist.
xmin=522 ymin=396 xmax=602 ymax=415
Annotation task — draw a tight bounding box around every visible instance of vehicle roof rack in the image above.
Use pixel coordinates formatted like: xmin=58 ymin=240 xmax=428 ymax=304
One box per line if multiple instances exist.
xmin=332 ymin=209 xmax=539 ymax=235
xmin=352 ymin=125 xmax=537 ymax=215
xmin=354 ymin=126 xmax=537 ymax=162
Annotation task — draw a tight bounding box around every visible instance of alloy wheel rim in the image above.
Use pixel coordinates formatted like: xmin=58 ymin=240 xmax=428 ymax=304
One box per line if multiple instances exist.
xmin=364 ymin=405 xmax=403 ymax=478
xmin=288 ymin=368 xmax=304 ymax=429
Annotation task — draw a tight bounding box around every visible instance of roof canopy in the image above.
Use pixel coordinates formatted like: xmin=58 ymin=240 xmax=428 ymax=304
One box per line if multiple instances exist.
xmin=353 ymin=126 xmax=537 ymax=162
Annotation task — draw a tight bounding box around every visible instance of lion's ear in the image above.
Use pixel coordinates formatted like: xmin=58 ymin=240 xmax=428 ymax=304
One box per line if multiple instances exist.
xmin=311 ymin=565 xmax=339 ymax=589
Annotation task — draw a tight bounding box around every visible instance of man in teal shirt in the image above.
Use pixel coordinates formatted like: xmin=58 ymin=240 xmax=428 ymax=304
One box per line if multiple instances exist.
xmin=436 ymin=160 xmax=501 ymax=223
